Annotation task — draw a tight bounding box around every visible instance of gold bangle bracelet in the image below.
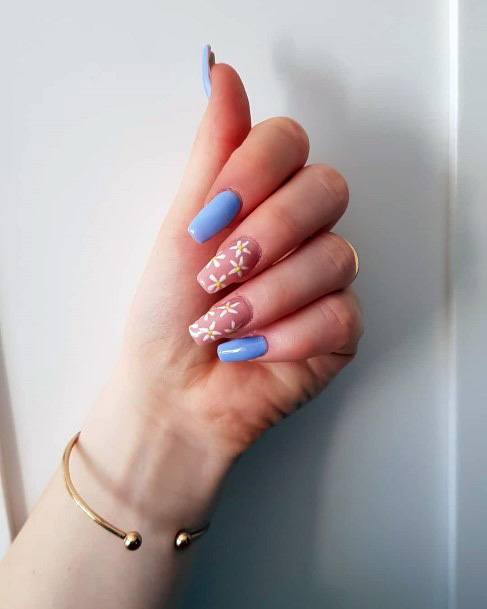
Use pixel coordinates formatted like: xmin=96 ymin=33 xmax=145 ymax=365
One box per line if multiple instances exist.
xmin=62 ymin=431 xmax=210 ymax=551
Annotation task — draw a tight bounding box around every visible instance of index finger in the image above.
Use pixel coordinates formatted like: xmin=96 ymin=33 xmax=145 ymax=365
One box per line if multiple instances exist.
xmin=187 ymin=116 xmax=309 ymax=244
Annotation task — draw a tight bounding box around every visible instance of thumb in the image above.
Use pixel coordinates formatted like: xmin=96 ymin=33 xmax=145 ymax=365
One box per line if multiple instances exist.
xmin=126 ymin=50 xmax=251 ymax=351
xmin=169 ymin=48 xmax=251 ymax=227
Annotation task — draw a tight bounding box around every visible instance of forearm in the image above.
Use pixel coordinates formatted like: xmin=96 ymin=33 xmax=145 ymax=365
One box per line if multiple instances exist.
xmin=0 ymin=368 xmax=231 ymax=609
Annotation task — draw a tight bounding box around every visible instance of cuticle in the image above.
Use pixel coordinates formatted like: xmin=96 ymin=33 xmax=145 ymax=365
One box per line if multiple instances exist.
xmin=233 ymin=293 xmax=254 ymax=329
xmin=240 ymin=235 xmax=263 ymax=266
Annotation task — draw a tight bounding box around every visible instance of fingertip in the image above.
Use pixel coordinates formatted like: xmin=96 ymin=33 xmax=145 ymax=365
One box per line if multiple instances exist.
xmin=205 ymin=61 xmax=251 ymax=148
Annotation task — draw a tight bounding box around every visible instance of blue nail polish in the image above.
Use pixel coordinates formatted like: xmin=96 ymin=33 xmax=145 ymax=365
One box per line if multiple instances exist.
xmin=217 ymin=337 xmax=268 ymax=362
xmin=202 ymin=44 xmax=214 ymax=98
xmin=188 ymin=190 xmax=241 ymax=243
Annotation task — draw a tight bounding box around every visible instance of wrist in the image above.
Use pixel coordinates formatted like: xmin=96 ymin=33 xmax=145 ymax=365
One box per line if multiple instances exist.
xmin=69 ymin=368 xmax=232 ymax=540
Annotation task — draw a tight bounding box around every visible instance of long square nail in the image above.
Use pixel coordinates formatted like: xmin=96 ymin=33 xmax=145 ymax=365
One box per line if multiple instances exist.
xmin=188 ymin=296 xmax=251 ymax=345
xmin=197 ymin=237 xmax=260 ymax=293
xmin=188 ymin=190 xmax=241 ymax=243
xmin=217 ymin=337 xmax=268 ymax=362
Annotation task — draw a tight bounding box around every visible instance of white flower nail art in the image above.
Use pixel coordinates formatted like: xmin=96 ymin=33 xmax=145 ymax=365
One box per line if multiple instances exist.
xmin=208 ymin=274 xmax=227 ymax=292
xmin=230 ymin=240 xmax=251 ymax=257
xmin=197 ymin=237 xmax=259 ymax=295
xmin=217 ymin=300 xmax=241 ymax=317
xmin=228 ymin=256 xmax=248 ymax=277
xmin=188 ymin=323 xmax=201 ymax=337
xmin=200 ymin=320 xmax=222 ymax=341
xmin=189 ymin=296 xmax=250 ymax=345
xmin=205 ymin=252 xmax=226 ymax=269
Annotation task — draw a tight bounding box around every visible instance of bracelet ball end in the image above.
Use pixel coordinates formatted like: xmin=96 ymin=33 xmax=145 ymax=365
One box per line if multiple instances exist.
xmin=124 ymin=531 xmax=142 ymax=551
xmin=175 ymin=530 xmax=192 ymax=550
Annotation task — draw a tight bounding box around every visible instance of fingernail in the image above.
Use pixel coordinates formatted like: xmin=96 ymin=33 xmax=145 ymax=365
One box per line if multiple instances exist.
xmin=202 ymin=44 xmax=215 ymax=98
xmin=188 ymin=297 xmax=252 ymax=345
xmin=188 ymin=190 xmax=241 ymax=243
xmin=217 ymin=336 xmax=268 ymax=362
xmin=197 ymin=237 xmax=261 ymax=293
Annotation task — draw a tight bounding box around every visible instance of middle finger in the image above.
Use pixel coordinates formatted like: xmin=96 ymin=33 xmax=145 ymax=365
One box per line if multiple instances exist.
xmin=196 ymin=163 xmax=349 ymax=294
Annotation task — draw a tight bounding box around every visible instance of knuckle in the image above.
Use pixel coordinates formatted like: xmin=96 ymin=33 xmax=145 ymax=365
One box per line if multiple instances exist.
xmin=268 ymin=204 xmax=300 ymax=241
xmin=291 ymin=334 xmax=316 ymax=361
xmin=321 ymin=233 xmax=357 ymax=280
xmin=307 ymin=164 xmax=349 ymax=211
xmin=320 ymin=298 xmax=361 ymax=351
xmin=265 ymin=116 xmax=310 ymax=155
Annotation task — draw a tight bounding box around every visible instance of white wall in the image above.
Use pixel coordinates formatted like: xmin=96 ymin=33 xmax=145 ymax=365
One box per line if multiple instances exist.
xmin=455 ymin=1 xmax=487 ymax=607
xmin=0 ymin=1 xmax=463 ymax=607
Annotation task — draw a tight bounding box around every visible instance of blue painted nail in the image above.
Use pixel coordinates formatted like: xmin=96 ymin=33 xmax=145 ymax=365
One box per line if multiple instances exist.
xmin=188 ymin=190 xmax=241 ymax=243
xmin=202 ymin=44 xmax=215 ymax=98
xmin=217 ymin=337 xmax=268 ymax=362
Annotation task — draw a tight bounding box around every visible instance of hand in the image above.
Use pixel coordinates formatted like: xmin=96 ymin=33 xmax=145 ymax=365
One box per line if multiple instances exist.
xmin=112 ymin=59 xmax=363 ymax=463
xmin=0 ymin=52 xmax=364 ymax=609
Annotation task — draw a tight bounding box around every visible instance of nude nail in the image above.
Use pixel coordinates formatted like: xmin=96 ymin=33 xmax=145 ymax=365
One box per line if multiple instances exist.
xmin=197 ymin=237 xmax=261 ymax=294
xmin=188 ymin=296 xmax=252 ymax=345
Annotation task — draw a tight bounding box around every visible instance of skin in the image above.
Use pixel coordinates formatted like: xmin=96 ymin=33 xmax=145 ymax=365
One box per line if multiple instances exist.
xmin=0 ymin=62 xmax=363 ymax=608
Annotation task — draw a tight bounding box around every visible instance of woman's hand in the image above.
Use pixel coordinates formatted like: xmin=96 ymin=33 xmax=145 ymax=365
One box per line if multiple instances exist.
xmin=77 ymin=56 xmax=363 ymax=534
xmin=113 ymin=58 xmax=362 ymax=462
xmin=0 ymin=50 xmax=363 ymax=609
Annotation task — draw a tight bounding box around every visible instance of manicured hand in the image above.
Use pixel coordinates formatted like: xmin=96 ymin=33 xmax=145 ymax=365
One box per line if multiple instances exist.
xmin=118 ymin=47 xmax=363 ymax=460
xmin=0 ymin=48 xmax=365 ymax=609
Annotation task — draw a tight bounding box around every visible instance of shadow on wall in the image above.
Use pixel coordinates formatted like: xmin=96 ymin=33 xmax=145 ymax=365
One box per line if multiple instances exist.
xmin=182 ymin=39 xmax=446 ymax=609
xmin=0 ymin=333 xmax=28 ymax=542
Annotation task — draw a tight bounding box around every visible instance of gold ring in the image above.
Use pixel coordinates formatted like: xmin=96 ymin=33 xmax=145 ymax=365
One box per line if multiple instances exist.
xmin=343 ymin=238 xmax=359 ymax=279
